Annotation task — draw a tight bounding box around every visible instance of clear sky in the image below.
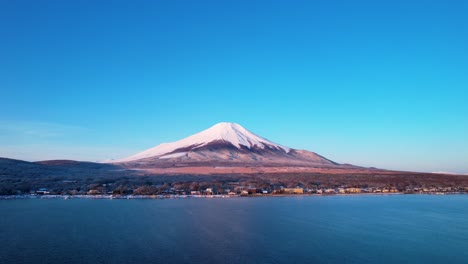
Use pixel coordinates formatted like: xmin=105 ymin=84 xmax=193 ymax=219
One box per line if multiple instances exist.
xmin=1 ymin=0 xmax=467 ymax=173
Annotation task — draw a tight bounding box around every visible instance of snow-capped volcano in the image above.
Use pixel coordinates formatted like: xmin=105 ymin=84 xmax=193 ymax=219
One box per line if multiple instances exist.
xmin=113 ymin=122 xmax=289 ymax=162
xmin=110 ymin=122 xmax=338 ymax=168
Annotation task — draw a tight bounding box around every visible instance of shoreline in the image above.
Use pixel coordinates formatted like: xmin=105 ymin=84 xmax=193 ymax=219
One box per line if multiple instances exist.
xmin=0 ymin=192 xmax=466 ymax=200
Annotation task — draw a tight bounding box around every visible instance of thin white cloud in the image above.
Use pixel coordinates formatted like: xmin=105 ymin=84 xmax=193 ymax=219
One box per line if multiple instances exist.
xmin=432 ymin=171 xmax=468 ymax=175
xmin=0 ymin=120 xmax=89 ymax=140
xmin=0 ymin=143 xmax=136 ymax=162
xmin=0 ymin=120 xmax=143 ymax=162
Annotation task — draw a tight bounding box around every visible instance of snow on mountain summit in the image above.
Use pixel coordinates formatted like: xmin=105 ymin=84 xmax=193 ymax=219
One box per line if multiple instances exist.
xmin=112 ymin=122 xmax=290 ymax=163
xmin=197 ymin=122 xmax=290 ymax=151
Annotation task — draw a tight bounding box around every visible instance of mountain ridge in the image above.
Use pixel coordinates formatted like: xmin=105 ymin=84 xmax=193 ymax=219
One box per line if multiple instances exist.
xmin=108 ymin=122 xmax=343 ymax=169
xmin=111 ymin=122 xmax=290 ymax=163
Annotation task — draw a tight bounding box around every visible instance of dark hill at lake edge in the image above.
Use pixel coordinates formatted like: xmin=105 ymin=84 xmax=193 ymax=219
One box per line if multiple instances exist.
xmin=1 ymin=157 xmax=467 ymax=196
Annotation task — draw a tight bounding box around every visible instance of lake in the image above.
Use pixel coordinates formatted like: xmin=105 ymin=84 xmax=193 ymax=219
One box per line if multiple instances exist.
xmin=1 ymin=195 xmax=467 ymax=264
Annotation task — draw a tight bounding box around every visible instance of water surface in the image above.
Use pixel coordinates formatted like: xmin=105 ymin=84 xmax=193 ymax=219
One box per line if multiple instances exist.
xmin=1 ymin=195 xmax=467 ymax=264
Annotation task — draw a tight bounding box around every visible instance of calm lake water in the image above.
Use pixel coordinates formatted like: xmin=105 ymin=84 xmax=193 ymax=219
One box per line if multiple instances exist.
xmin=1 ymin=195 xmax=467 ymax=264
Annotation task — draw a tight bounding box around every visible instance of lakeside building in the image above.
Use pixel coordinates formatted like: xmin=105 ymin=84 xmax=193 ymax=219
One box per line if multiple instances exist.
xmin=283 ymin=188 xmax=304 ymax=194
xmin=36 ymin=188 xmax=50 ymax=195
xmin=346 ymin=188 xmax=362 ymax=193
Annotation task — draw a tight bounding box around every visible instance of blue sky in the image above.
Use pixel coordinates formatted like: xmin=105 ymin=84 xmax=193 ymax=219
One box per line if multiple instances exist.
xmin=1 ymin=0 xmax=467 ymax=173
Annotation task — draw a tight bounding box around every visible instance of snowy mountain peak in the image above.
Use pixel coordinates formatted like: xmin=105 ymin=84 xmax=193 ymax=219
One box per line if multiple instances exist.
xmin=197 ymin=122 xmax=289 ymax=151
xmin=112 ymin=122 xmax=290 ymax=163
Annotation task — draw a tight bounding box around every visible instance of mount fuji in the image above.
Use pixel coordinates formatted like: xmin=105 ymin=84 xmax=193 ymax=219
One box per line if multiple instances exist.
xmin=107 ymin=122 xmax=346 ymax=172
xmin=1 ymin=122 xmax=465 ymax=193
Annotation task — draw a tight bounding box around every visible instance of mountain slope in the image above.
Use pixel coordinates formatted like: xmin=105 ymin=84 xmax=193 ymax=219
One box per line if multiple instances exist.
xmin=109 ymin=122 xmax=341 ymax=168
xmin=113 ymin=122 xmax=290 ymax=162
xmin=0 ymin=157 xmax=119 ymax=178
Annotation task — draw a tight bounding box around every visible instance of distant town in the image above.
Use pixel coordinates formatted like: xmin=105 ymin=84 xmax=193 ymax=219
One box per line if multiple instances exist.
xmin=2 ymin=157 xmax=468 ymax=199
xmin=2 ymin=179 xmax=468 ymax=199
